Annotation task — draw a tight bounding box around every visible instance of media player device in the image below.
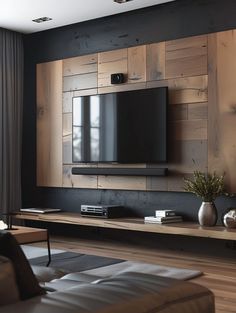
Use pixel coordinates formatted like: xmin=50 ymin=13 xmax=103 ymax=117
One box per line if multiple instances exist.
xmin=80 ymin=204 xmax=125 ymax=218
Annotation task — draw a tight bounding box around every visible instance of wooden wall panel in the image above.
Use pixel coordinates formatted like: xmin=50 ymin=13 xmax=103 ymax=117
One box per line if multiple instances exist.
xmin=146 ymin=42 xmax=165 ymax=81
xmin=37 ymin=61 xmax=63 ymax=187
xmin=128 ymin=45 xmax=146 ymax=83
xmin=166 ymin=35 xmax=207 ymax=79
xmin=208 ymin=30 xmax=236 ymax=192
xmin=98 ymin=49 xmax=127 ymax=87
xmin=63 ymin=113 xmax=72 ymax=164
xmin=168 ymin=76 xmax=208 ymax=104
xmin=63 ymin=54 xmax=97 ymax=76
xmin=172 ymin=120 xmax=207 ymax=141
xmin=63 ymin=72 xmax=97 ymax=92
xmin=98 ymin=82 xmax=146 ymax=95
xmin=63 ymin=92 xmax=73 ymax=113
xmin=40 ymin=29 xmax=236 ymax=192
xmin=98 ymin=176 xmax=146 ymax=190
xmin=63 ymin=165 xmax=97 ymax=188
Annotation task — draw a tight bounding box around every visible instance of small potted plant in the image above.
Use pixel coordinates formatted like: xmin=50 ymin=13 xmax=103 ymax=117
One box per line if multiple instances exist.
xmin=184 ymin=171 xmax=225 ymax=226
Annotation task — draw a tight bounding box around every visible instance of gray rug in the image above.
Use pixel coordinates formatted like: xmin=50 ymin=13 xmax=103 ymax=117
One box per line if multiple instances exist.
xmin=24 ymin=246 xmax=202 ymax=280
xmin=29 ymin=252 xmax=124 ymax=272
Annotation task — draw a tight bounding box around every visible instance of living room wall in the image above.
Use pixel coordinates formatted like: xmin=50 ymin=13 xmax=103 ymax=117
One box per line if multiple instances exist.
xmin=23 ymin=0 xmax=236 ymax=221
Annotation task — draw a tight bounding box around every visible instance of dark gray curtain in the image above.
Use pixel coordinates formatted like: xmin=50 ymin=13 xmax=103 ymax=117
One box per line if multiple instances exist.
xmin=0 ymin=28 xmax=24 ymax=215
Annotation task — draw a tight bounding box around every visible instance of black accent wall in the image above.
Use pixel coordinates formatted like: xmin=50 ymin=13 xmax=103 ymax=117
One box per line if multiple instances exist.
xmin=23 ymin=0 xmax=236 ymax=222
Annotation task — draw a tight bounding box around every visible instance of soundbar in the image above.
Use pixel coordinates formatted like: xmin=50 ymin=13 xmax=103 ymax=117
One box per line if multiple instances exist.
xmin=72 ymin=167 xmax=168 ymax=176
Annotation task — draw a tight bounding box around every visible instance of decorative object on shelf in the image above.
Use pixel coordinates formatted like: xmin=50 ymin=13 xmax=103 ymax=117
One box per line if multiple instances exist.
xmin=184 ymin=171 xmax=226 ymax=227
xmin=223 ymin=209 xmax=236 ymax=228
xmin=1 ymin=213 xmax=18 ymax=230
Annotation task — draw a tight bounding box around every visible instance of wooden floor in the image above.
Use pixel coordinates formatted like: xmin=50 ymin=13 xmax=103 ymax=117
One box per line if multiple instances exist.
xmin=36 ymin=235 xmax=236 ymax=313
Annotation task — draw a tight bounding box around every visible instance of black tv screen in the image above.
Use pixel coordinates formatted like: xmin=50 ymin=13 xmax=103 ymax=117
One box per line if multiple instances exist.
xmin=72 ymin=87 xmax=167 ymax=163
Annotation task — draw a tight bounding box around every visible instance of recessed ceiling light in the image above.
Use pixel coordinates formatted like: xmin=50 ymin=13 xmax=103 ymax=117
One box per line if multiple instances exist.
xmin=113 ymin=0 xmax=133 ymax=3
xmin=32 ymin=17 xmax=52 ymax=23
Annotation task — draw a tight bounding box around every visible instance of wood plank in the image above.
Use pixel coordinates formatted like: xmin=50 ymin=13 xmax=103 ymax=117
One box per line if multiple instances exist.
xmin=98 ymin=48 xmax=128 ymax=87
xmin=146 ymin=176 xmax=168 ymax=191
xmin=37 ymin=61 xmax=63 ymax=187
xmin=98 ymin=82 xmax=146 ymax=94
xmin=63 ymin=91 xmax=73 ymax=113
xmin=171 ymin=120 xmax=207 ymax=140
xmin=128 ymin=45 xmax=146 ymax=83
xmin=98 ymin=176 xmax=146 ymax=191
xmin=166 ymin=35 xmax=207 ymax=78
xmin=63 ymin=53 xmax=97 ymax=76
xmin=13 ymin=212 xmax=236 ymax=241
xmin=188 ymin=102 xmax=208 ymax=120
xmin=63 ymin=72 xmax=97 ymax=92
xmin=63 ymin=113 xmax=72 ymax=137
xmin=63 ymin=113 xmax=72 ymax=164
xmin=146 ymin=42 xmax=165 ymax=81
xmin=147 ymin=75 xmax=208 ymax=104
xmin=9 ymin=226 xmax=47 ymax=244
xmin=167 ymin=173 xmax=194 ymax=192
xmin=168 ymin=140 xmax=208 ymax=173
xmin=74 ymin=88 xmax=98 ymax=97
xmin=169 ymin=103 xmax=188 ymax=121
xmin=63 ymin=165 xmax=97 ymax=188
xmin=63 ymin=134 xmax=72 ymax=164
xmin=168 ymin=76 xmax=208 ymax=104
xmin=208 ymin=30 xmax=236 ymax=192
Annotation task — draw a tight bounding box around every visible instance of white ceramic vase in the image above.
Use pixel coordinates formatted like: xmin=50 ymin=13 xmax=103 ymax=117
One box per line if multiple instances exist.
xmin=198 ymin=202 xmax=217 ymax=226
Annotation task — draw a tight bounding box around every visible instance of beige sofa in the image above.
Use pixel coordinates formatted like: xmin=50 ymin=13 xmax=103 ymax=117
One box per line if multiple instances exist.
xmin=0 ymin=255 xmax=215 ymax=313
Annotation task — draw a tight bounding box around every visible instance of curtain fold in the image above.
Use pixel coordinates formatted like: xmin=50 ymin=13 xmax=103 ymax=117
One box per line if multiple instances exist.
xmin=0 ymin=28 xmax=24 ymax=214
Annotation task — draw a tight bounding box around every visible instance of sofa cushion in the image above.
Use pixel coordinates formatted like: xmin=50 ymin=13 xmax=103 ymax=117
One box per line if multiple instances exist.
xmin=0 ymin=256 xmax=20 ymax=306
xmin=31 ymin=265 xmax=69 ymax=283
xmin=0 ymin=272 xmax=214 ymax=313
xmin=0 ymin=231 xmax=46 ymax=300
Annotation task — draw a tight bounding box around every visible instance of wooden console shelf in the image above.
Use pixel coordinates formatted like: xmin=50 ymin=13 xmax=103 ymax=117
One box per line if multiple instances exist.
xmin=14 ymin=212 xmax=236 ymax=241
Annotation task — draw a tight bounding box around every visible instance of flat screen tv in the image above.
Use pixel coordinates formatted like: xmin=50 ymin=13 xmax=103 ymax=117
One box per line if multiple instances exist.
xmin=72 ymin=87 xmax=167 ymax=163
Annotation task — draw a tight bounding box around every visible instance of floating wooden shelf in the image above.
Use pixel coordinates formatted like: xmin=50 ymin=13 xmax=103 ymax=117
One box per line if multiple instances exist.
xmin=71 ymin=167 xmax=168 ymax=176
xmin=14 ymin=212 xmax=236 ymax=241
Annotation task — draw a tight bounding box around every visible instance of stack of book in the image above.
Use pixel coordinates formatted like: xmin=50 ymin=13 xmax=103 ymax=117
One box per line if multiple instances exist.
xmin=144 ymin=210 xmax=183 ymax=224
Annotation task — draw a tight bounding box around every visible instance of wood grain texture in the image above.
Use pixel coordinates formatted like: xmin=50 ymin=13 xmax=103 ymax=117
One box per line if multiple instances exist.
xmin=98 ymin=82 xmax=146 ymax=94
xmin=171 ymin=120 xmax=207 ymax=141
xmin=74 ymin=88 xmax=98 ymax=97
xmin=168 ymin=140 xmax=208 ymax=174
xmin=63 ymin=113 xmax=72 ymax=164
xmin=208 ymin=30 xmax=236 ymax=192
xmin=128 ymin=45 xmax=146 ymax=83
xmin=63 ymin=134 xmax=72 ymax=164
xmin=63 ymin=53 xmax=97 ymax=76
xmin=10 ymin=226 xmax=48 ymax=244
xmin=63 ymin=165 xmax=97 ymax=188
xmin=13 ymin=212 xmax=236 ymax=241
xmin=98 ymin=176 xmax=146 ymax=191
xmin=168 ymin=75 xmax=208 ymax=104
xmin=37 ymin=61 xmax=63 ymax=187
xmin=169 ymin=103 xmax=188 ymax=121
xmin=63 ymin=91 xmax=73 ymax=113
xmin=166 ymin=35 xmax=207 ymax=78
xmin=63 ymin=72 xmax=97 ymax=92
xmin=98 ymin=48 xmax=127 ymax=87
xmin=146 ymin=42 xmax=165 ymax=81
xmin=188 ymin=102 xmax=208 ymax=120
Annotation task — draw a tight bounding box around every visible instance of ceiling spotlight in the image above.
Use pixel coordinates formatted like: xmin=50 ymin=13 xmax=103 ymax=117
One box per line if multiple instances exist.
xmin=32 ymin=17 xmax=52 ymax=23
xmin=114 ymin=0 xmax=133 ymax=3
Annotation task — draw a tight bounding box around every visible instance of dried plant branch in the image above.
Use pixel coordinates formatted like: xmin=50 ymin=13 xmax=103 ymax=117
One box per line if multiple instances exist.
xmin=183 ymin=171 xmax=225 ymax=202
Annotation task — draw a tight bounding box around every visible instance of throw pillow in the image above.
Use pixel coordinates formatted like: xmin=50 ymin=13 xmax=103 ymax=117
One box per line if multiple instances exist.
xmin=0 ymin=231 xmax=46 ymax=300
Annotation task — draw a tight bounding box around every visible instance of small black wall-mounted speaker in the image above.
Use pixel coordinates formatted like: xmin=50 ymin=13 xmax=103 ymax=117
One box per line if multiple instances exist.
xmin=111 ymin=73 xmax=125 ymax=84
